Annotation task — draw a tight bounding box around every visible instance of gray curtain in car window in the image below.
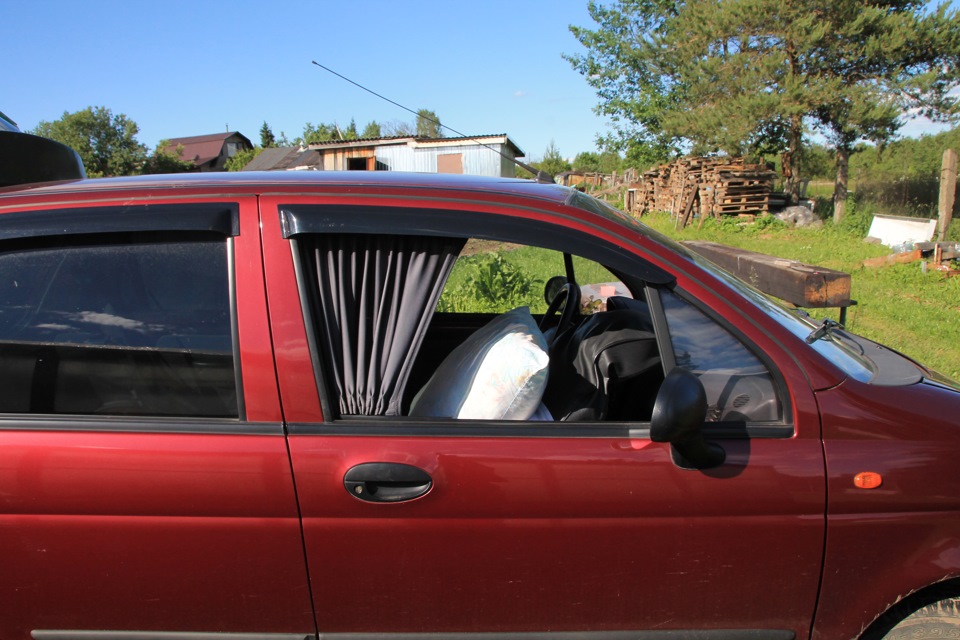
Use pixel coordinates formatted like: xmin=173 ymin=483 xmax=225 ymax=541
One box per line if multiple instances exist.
xmin=306 ymin=234 xmax=465 ymax=417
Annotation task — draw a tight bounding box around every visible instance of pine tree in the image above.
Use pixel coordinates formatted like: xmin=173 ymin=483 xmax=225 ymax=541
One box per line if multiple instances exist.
xmin=259 ymin=121 xmax=276 ymax=148
xmin=568 ymin=0 xmax=960 ymax=215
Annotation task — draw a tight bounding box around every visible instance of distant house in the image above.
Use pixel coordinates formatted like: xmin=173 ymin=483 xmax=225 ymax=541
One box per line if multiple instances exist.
xmin=299 ymin=134 xmax=525 ymax=177
xmin=163 ymin=132 xmax=253 ymax=172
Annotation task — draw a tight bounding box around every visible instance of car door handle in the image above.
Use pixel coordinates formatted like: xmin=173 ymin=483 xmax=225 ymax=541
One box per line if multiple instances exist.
xmin=343 ymin=462 xmax=433 ymax=503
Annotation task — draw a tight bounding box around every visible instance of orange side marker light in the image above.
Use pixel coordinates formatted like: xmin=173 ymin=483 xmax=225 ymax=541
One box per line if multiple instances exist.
xmin=854 ymin=471 xmax=883 ymax=489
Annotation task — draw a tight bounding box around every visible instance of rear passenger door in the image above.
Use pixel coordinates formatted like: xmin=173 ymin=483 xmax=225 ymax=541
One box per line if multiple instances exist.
xmin=0 ymin=200 xmax=315 ymax=639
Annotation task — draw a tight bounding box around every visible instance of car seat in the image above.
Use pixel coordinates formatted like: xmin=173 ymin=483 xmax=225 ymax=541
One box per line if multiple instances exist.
xmin=542 ymin=297 xmax=663 ymax=422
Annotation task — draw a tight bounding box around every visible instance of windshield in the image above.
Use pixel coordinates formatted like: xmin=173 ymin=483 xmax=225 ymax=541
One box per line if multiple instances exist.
xmin=688 ymin=250 xmax=879 ymax=381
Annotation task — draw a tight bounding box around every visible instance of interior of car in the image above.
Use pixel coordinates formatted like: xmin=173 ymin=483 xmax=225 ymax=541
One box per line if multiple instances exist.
xmin=296 ymin=231 xmax=781 ymax=427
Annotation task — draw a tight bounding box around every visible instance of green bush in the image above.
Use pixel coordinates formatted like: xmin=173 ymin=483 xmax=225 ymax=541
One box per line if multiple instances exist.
xmin=438 ymin=252 xmax=540 ymax=313
xmin=833 ymin=196 xmax=876 ymax=238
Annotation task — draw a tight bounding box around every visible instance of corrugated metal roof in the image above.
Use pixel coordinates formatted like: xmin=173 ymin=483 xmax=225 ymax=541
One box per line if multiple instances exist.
xmin=307 ymin=134 xmax=524 ymax=158
xmin=241 ymin=148 xmax=322 ymax=171
xmin=242 ymin=147 xmax=300 ymax=171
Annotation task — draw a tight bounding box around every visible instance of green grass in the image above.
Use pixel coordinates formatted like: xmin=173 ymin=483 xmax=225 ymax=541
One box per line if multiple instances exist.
xmin=641 ymin=211 xmax=960 ymax=381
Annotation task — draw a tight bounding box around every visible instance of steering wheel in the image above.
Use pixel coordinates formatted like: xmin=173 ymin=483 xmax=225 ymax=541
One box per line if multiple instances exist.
xmin=539 ymin=281 xmax=579 ymax=343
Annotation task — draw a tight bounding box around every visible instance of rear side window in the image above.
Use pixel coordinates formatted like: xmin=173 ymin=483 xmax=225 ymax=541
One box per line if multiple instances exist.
xmin=0 ymin=239 xmax=238 ymax=417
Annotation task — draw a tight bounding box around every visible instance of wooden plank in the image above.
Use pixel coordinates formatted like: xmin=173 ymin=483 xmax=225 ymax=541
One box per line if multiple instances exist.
xmin=682 ymin=240 xmax=851 ymax=307
xmin=862 ymin=249 xmax=923 ymax=268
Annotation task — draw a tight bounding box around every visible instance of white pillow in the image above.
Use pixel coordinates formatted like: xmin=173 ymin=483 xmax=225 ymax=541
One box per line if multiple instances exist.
xmin=410 ymin=307 xmax=549 ymax=420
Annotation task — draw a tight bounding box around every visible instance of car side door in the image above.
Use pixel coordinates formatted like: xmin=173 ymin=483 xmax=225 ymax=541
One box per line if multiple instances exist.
xmin=261 ymin=196 xmax=826 ymax=639
xmin=0 ymin=198 xmax=316 ymax=640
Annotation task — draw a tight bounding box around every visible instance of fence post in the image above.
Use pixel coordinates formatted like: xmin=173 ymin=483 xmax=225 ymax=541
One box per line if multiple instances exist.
xmin=939 ymin=149 xmax=958 ymax=242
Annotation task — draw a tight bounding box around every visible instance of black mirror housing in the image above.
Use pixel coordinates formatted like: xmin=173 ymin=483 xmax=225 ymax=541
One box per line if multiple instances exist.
xmin=651 ymin=368 xmax=726 ymax=470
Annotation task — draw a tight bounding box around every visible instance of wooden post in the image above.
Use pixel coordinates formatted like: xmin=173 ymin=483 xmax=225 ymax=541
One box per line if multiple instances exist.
xmin=939 ymin=149 xmax=957 ymax=242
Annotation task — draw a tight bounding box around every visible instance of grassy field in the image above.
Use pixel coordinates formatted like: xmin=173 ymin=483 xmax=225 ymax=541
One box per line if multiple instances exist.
xmin=640 ymin=210 xmax=960 ymax=381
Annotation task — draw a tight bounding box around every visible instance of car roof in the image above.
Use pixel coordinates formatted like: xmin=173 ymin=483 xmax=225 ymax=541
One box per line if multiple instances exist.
xmin=0 ymin=170 xmax=576 ymax=206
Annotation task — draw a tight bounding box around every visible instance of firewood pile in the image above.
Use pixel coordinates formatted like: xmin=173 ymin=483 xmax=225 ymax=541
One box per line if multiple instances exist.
xmin=624 ymin=156 xmax=777 ymax=227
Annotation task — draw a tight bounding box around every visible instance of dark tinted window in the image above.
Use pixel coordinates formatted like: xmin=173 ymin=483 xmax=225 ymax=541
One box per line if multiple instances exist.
xmin=0 ymin=239 xmax=237 ymax=417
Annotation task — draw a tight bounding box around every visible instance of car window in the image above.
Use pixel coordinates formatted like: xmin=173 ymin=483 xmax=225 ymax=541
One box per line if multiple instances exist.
xmin=0 ymin=238 xmax=238 ymax=417
xmin=438 ymin=239 xmax=629 ymax=314
xmin=298 ymin=231 xmax=657 ymax=422
xmin=660 ymin=288 xmax=783 ymax=423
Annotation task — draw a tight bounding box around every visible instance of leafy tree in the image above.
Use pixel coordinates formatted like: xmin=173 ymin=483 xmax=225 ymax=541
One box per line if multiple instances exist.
xmin=798 ymin=144 xmax=836 ymax=181
xmin=300 ymin=122 xmax=336 ymax=145
xmin=416 ymin=109 xmax=442 ymax=138
xmin=225 ymin=147 xmax=262 ymax=172
xmin=141 ymin=140 xmax=195 ymax=174
xmin=845 ymin=124 xmax=960 ymax=217
xmin=361 ymin=120 xmax=382 ymax=138
xmin=567 ymin=0 xmax=960 ymax=217
xmin=573 ymin=151 xmax=602 ymax=172
xmin=573 ymin=149 xmax=623 ymax=173
xmin=259 ymin=121 xmax=276 ymax=148
xmin=382 ymin=119 xmax=415 ymax=137
xmin=31 ymin=106 xmax=147 ymax=177
xmin=566 ymin=3 xmax=680 ymax=168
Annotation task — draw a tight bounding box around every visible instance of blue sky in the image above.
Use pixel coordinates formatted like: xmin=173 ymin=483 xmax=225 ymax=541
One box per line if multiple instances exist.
xmin=2 ymin=1 xmax=952 ymax=162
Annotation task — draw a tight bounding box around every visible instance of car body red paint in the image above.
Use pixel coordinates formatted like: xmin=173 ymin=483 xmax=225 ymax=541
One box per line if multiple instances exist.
xmin=0 ymin=171 xmax=955 ymax=640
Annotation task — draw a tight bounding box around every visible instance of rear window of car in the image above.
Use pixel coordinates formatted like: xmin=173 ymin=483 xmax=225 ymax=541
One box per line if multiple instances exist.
xmin=0 ymin=238 xmax=238 ymax=417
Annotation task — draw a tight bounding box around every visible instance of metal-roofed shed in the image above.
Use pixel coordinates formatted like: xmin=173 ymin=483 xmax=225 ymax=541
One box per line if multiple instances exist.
xmin=306 ymin=134 xmax=525 ymax=177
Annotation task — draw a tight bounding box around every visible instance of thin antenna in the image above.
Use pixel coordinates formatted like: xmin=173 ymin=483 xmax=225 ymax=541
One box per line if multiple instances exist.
xmin=310 ymin=60 xmax=555 ymax=183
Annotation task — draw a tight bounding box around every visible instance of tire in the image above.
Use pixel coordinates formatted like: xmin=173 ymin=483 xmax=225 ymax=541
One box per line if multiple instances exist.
xmin=882 ymin=598 xmax=960 ymax=639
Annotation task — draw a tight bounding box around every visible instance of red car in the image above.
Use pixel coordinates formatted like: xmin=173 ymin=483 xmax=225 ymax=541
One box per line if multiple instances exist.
xmin=0 ymin=168 xmax=957 ymax=640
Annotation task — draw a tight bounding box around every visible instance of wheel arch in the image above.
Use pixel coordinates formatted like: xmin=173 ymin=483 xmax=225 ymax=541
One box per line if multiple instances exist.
xmin=859 ymin=578 xmax=960 ymax=639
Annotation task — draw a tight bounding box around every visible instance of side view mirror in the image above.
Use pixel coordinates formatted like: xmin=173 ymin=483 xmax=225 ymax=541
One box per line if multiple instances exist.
xmin=650 ymin=368 xmax=726 ymax=470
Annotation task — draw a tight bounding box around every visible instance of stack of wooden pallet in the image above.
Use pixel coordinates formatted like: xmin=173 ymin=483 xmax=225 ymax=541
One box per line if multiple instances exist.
xmin=624 ymin=168 xmax=664 ymax=214
xmin=625 ymin=156 xmax=776 ymax=227
xmin=700 ymin=161 xmax=777 ymax=220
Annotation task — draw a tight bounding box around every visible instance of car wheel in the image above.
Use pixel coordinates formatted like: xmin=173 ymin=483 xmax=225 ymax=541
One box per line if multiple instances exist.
xmin=881 ymin=598 xmax=960 ymax=639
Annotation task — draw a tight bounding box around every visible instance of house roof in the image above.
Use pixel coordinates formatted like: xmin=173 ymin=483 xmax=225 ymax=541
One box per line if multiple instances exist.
xmin=241 ymin=147 xmax=321 ymax=171
xmin=307 ymin=134 xmax=525 ymax=158
xmin=242 ymin=147 xmax=300 ymax=171
xmin=162 ymin=132 xmax=252 ymax=166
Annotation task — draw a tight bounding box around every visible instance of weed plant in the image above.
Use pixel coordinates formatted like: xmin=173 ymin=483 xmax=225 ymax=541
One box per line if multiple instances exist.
xmin=440 ymin=247 xmax=621 ymax=315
